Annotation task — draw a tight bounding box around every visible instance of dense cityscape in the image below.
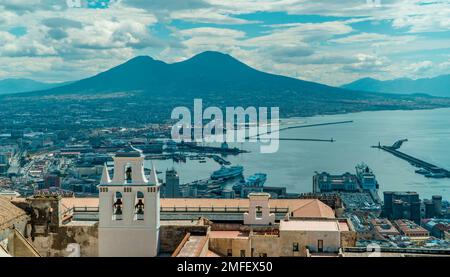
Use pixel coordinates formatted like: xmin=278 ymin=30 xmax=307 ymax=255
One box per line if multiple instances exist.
xmin=1 ymin=115 xmax=449 ymax=257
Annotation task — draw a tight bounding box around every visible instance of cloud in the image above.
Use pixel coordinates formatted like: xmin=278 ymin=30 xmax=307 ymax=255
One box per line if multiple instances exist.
xmin=170 ymin=8 xmax=260 ymax=24
xmin=42 ymin=17 xmax=83 ymax=29
xmin=246 ymin=21 xmax=354 ymax=47
xmin=342 ymin=53 xmax=390 ymax=73
xmin=0 ymin=0 xmax=449 ymax=86
xmin=331 ymin=32 xmax=390 ymax=44
xmin=267 ymin=45 xmax=314 ymax=61
xmin=124 ymin=0 xmax=210 ymax=11
xmin=47 ymin=28 xmax=69 ymax=40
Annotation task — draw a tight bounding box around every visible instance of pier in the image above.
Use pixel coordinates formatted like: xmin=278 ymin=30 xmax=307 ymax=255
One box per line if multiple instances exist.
xmin=278 ymin=120 xmax=354 ymax=132
xmin=209 ymin=155 xmax=231 ymax=165
xmin=245 ymin=120 xmax=352 ymax=141
xmin=374 ymin=139 xmax=450 ymax=178
xmin=274 ymin=138 xmax=334 ymax=142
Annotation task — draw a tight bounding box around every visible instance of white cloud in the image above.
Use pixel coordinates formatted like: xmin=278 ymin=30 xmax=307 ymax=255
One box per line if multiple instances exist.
xmin=342 ymin=53 xmax=390 ymax=73
xmin=170 ymin=8 xmax=259 ymax=25
xmin=1 ymin=0 xmax=450 ymax=86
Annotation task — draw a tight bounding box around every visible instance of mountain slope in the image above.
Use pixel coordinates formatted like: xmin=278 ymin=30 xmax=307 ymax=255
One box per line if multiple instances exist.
xmin=35 ymin=51 xmax=359 ymax=98
xmin=0 ymin=78 xmax=69 ymax=95
xmin=342 ymin=75 xmax=450 ymax=97
xmin=16 ymin=51 xmax=450 ymax=119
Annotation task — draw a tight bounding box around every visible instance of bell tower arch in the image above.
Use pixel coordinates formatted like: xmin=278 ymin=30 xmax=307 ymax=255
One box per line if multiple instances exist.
xmin=98 ymin=144 xmax=160 ymax=257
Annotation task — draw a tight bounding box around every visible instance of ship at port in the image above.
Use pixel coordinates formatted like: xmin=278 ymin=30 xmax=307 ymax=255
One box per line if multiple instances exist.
xmin=245 ymin=173 xmax=267 ymax=187
xmin=355 ymin=163 xmax=379 ymax=190
xmin=236 ymin=173 xmax=267 ymax=198
xmin=211 ymin=165 xmax=244 ymax=180
xmin=177 ymin=141 xmax=247 ymax=155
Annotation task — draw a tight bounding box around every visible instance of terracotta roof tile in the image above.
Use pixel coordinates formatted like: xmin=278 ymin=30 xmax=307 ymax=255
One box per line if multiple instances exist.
xmin=0 ymin=196 xmax=27 ymax=228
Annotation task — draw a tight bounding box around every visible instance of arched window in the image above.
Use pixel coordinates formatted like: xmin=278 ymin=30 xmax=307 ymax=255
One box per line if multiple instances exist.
xmin=255 ymin=205 xmax=263 ymax=219
xmin=134 ymin=191 xmax=145 ymax=220
xmin=113 ymin=191 xmax=123 ymax=220
xmin=125 ymin=163 xmax=132 ymax=183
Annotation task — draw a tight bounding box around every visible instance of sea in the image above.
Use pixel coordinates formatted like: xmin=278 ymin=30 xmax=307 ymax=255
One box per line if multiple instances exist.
xmin=145 ymin=108 xmax=450 ymax=200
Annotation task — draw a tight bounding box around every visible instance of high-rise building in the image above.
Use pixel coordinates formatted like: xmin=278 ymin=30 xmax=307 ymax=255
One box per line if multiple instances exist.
xmin=164 ymin=168 xmax=180 ymax=198
xmin=424 ymin=199 xmax=435 ymax=218
xmin=383 ymin=191 xmax=421 ymax=224
xmin=432 ymin=195 xmax=443 ymax=217
xmin=383 ymin=191 xmax=394 ymax=217
xmin=98 ymin=145 xmax=160 ymax=257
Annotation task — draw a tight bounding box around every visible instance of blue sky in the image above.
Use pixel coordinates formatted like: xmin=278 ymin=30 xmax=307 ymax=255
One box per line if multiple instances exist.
xmin=0 ymin=0 xmax=449 ymax=86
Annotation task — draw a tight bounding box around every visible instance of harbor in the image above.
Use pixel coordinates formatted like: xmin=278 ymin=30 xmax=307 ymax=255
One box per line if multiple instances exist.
xmin=373 ymin=139 xmax=450 ymax=178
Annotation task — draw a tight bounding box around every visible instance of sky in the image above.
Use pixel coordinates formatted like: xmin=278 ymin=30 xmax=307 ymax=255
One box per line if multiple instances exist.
xmin=0 ymin=0 xmax=449 ymax=86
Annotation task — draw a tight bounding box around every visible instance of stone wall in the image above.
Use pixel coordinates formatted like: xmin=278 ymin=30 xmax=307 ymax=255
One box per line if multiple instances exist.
xmin=32 ymin=223 xmax=98 ymax=257
xmin=0 ymin=215 xmax=31 ymax=256
xmin=249 ymin=235 xmax=280 ymax=257
xmin=278 ymin=229 xmax=340 ymax=256
xmin=340 ymin=230 xmax=357 ymax=248
xmin=209 ymin=237 xmax=251 ymax=257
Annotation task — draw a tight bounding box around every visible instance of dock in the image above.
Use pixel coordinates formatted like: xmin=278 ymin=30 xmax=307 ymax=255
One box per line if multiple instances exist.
xmin=274 ymin=138 xmax=334 ymax=142
xmin=245 ymin=120 xmax=352 ymax=140
xmin=374 ymin=139 xmax=450 ymax=178
xmin=208 ymin=155 xmax=231 ymax=165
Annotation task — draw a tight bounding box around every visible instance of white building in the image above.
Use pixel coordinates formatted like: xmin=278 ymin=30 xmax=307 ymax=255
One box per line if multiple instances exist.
xmin=98 ymin=145 xmax=160 ymax=257
xmin=244 ymin=193 xmax=275 ymax=226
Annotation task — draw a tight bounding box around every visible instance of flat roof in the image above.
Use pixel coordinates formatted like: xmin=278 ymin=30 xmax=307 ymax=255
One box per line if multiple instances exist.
xmin=338 ymin=221 xmax=350 ymax=232
xmin=280 ymin=219 xmax=340 ymax=232
xmin=209 ymin=231 xmax=249 ymax=239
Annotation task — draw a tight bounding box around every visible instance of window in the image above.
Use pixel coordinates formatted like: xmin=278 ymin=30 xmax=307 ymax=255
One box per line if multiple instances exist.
xmin=318 ymin=240 xmax=324 ymax=253
xmin=113 ymin=192 xmax=123 ymax=220
xmin=125 ymin=164 xmax=132 ymax=183
xmin=227 ymin=249 xmax=232 ymax=257
xmin=240 ymin=250 xmax=246 ymax=257
xmin=134 ymin=191 xmax=145 ymax=220
xmin=292 ymin=242 xmax=299 ymax=252
xmin=256 ymin=206 xmax=263 ymax=219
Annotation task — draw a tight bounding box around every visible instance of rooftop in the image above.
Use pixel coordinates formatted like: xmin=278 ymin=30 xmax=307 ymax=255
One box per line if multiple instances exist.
xmin=0 ymin=196 xmax=27 ymax=229
xmin=115 ymin=144 xmax=143 ymax=158
xmin=280 ymin=219 xmax=340 ymax=232
xmin=57 ymin=197 xmax=335 ymax=218
xmin=209 ymin=231 xmax=248 ymax=239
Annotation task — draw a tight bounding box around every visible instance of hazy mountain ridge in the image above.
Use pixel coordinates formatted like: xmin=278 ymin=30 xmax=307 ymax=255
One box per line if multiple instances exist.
xmin=342 ymin=75 xmax=450 ymax=97
xmin=32 ymin=51 xmax=351 ymax=98
xmin=0 ymin=78 xmax=71 ymax=95
xmin=5 ymin=51 xmax=450 ymax=119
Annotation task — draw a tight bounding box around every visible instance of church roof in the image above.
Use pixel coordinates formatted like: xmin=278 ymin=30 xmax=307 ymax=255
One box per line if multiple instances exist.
xmin=115 ymin=144 xmax=143 ymax=158
xmin=290 ymin=199 xmax=335 ymax=219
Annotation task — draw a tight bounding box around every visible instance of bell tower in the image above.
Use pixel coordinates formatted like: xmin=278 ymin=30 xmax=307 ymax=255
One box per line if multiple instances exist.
xmin=98 ymin=144 xmax=160 ymax=257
